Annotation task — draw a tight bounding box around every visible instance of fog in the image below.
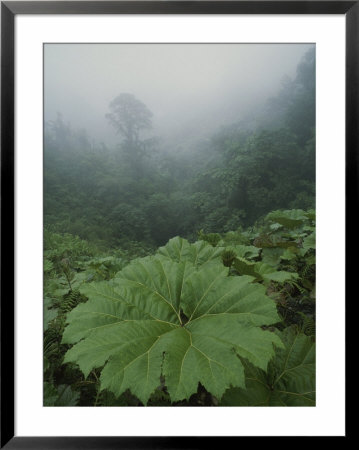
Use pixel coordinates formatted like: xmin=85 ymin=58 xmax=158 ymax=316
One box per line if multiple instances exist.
xmin=44 ymin=43 xmax=313 ymax=147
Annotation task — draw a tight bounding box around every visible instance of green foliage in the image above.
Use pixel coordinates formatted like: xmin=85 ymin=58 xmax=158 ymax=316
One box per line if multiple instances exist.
xmin=44 ymin=306 xmax=58 ymax=331
xmin=63 ymin=244 xmax=282 ymax=404
xmin=219 ymin=230 xmax=250 ymax=247
xmin=44 ymin=206 xmax=315 ymax=407
xmin=157 ymin=236 xmax=223 ymax=267
xmin=233 ymin=258 xmax=299 ymax=284
xmin=221 ymin=249 xmax=237 ymax=267
xmin=74 ymin=256 xmax=126 ymax=282
xmin=44 ymin=205 xmax=315 ymax=406
xmin=197 ymin=230 xmax=221 ymax=247
xmin=266 ymin=209 xmax=309 ymax=229
xmin=220 ymin=327 xmax=315 ymax=406
xmin=44 ymin=382 xmax=80 ymax=406
xmin=231 ymin=245 xmax=260 ymax=259
xmin=44 ymin=230 xmax=96 ymax=269
xmin=44 ymin=259 xmax=54 ymax=273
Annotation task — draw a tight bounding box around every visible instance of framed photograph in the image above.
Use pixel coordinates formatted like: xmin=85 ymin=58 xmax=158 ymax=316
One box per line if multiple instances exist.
xmin=1 ymin=1 xmax=352 ymax=446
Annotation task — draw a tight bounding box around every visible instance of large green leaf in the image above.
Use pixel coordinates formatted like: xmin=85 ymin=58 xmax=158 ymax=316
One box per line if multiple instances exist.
xmin=233 ymin=258 xmax=298 ymax=284
xmin=266 ymin=209 xmax=308 ymax=229
xmin=63 ymin=252 xmax=282 ymax=404
xmin=280 ymin=247 xmax=299 ymax=261
xmin=302 ymin=231 xmax=316 ymax=253
xmin=220 ymin=327 xmax=315 ymax=406
xmin=225 ymin=245 xmax=260 ymax=260
xmin=261 ymin=247 xmax=285 ymax=266
xmin=157 ymin=236 xmax=223 ymax=266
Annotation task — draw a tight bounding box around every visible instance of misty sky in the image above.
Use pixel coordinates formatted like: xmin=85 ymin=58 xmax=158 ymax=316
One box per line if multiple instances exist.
xmin=44 ymin=43 xmax=314 ymax=145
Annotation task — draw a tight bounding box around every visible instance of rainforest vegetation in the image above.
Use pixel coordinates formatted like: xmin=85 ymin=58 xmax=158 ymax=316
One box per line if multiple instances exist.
xmin=44 ymin=46 xmax=315 ymax=406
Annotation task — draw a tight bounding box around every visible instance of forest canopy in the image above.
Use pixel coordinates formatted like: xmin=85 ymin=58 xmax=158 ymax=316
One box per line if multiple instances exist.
xmin=44 ymin=47 xmax=315 ymax=248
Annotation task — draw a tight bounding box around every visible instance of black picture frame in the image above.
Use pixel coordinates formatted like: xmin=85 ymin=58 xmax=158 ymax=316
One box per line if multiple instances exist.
xmin=1 ymin=1 xmax=353 ymax=447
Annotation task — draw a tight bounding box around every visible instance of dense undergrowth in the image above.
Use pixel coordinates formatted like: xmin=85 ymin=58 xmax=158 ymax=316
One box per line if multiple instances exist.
xmin=44 ymin=208 xmax=315 ymax=406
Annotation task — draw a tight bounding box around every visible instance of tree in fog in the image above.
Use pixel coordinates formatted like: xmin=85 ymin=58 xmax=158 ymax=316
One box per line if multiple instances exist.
xmin=106 ymin=93 xmax=153 ymax=145
xmin=106 ymin=93 xmax=154 ymax=178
